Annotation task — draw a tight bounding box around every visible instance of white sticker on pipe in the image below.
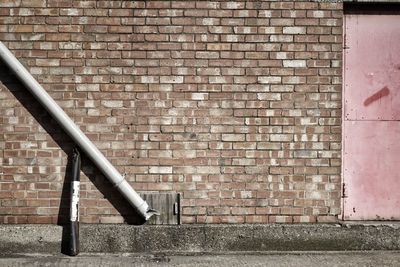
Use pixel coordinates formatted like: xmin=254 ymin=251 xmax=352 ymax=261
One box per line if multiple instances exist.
xmin=70 ymin=181 xmax=80 ymax=222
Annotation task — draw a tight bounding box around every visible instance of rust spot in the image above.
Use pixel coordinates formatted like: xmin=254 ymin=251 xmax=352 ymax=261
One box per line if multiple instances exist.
xmin=363 ymin=86 xmax=390 ymax=106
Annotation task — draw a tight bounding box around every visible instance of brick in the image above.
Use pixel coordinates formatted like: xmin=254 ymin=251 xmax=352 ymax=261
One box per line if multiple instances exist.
xmin=283 ymin=26 xmax=306 ymax=34
xmin=21 ymin=0 xmax=45 ymax=7
xmin=101 ymin=100 xmax=123 ymax=108
xmin=109 ymin=26 xmax=133 ymax=33
xmin=195 ymin=51 xmax=219 ymax=59
xmin=109 ymin=9 xmax=133 ymax=17
xmin=60 ymin=8 xmax=82 ymax=16
xmin=9 ymin=25 xmax=33 ymax=33
xmin=0 ymin=1 xmax=21 ymax=7
xmin=283 ymin=60 xmax=306 ymax=68
xmin=222 ymin=134 xmax=245 ymax=142
xmin=59 ymin=25 xmax=83 ymax=33
xmin=35 ymin=58 xmax=60 ymax=67
xmin=190 ymin=93 xmax=208 ymax=101
xmin=0 ymin=0 xmax=343 ymax=225
xmin=77 ymin=84 xmax=100 ymax=91
xmin=270 ymin=35 xmax=293 ymax=43
xmin=307 ymin=10 xmax=331 ymax=18
xmin=45 ymin=33 xmax=70 ymax=41
xmin=59 ymin=42 xmax=82 ymax=50
xmin=258 ymin=76 xmax=282 ymax=84
xmin=160 ymin=76 xmax=183 ymax=84
xmin=197 ymin=18 xmax=220 ymax=26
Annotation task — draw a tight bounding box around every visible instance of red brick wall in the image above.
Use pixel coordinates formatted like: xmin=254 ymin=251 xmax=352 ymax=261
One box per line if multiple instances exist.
xmin=0 ymin=1 xmax=343 ymax=224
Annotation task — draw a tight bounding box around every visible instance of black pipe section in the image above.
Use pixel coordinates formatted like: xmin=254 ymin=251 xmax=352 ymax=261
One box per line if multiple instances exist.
xmin=68 ymin=147 xmax=81 ymax=256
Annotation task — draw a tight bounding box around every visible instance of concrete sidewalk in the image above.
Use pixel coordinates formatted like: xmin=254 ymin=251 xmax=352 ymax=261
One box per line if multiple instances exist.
xmin=1 ymin=223 xmax=400 ymax=254
xmin=1 ymin=251 xmax=400 ymax=267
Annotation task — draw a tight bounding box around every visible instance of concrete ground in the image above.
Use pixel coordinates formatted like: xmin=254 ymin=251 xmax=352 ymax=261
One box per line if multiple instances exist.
xmin=1 ymin=251 xmax=400 ymax=267
xmin=2 ymin=224 xmax=400 ymax=254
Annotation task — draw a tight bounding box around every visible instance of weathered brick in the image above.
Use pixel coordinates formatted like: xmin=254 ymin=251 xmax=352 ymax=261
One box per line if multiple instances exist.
xmin=258 ymin=76 xmax=282 ymax=84
xmin=283 ymin=60 xmax=307 ymax=68
xmin=283 ymin=26 xmax=306 ymax=34
xmin=60 ymin=8 xmax=82 ymax=16
xmin=9 ymin=25 xmax=33 ymax=33
xmin=222 ymin=134 xmax=245 ymax=142
xmin=76 ymin=84 xmax=100 ymax=91
xmin=0 ymin=0 xmax=343 ymax=225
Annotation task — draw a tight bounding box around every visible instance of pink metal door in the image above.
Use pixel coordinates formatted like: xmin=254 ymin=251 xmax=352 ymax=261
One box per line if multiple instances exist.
xmin=343 ymin=14 xmax=400 ymax=220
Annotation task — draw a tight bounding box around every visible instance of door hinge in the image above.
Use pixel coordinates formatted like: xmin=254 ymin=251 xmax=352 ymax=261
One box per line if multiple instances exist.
xmin=343 ymin=34 xmax=350 ymax=50
xmin=173 ymin=202 xmax=179 ymax=215
xmin=342 ymin=183 xmax=348 ymax=198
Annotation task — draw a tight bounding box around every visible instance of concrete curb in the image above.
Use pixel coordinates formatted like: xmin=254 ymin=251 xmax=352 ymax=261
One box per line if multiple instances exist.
xmin=0 ymin=224 xmax=399 ymax=254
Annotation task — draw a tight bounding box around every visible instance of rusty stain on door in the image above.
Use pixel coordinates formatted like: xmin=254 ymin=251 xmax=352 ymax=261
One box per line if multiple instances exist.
xmin=343 ymin=14 xmax=400 ymax=220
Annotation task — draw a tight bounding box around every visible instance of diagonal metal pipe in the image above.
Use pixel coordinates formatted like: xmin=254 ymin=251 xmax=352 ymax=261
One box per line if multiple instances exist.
xmin=0 ymin=41 xmax=157 ymax=221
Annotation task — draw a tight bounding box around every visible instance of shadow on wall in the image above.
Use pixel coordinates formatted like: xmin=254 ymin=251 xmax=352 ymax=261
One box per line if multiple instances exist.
xmin=0 ymin=62 xmax=145 ymax=229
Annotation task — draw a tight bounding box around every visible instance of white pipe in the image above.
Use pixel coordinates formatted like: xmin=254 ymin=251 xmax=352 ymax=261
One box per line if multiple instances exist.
xmin=0 ymin=41 xmax=157 ymax=220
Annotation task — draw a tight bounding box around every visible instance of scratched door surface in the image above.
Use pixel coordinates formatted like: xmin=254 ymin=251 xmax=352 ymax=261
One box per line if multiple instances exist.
xmin=343 ymin=15 xmax=400 ymax=220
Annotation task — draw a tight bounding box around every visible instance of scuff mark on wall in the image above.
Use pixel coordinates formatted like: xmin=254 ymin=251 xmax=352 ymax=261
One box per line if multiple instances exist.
xmin=363 ymin=86 xmax=390 ymax=106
